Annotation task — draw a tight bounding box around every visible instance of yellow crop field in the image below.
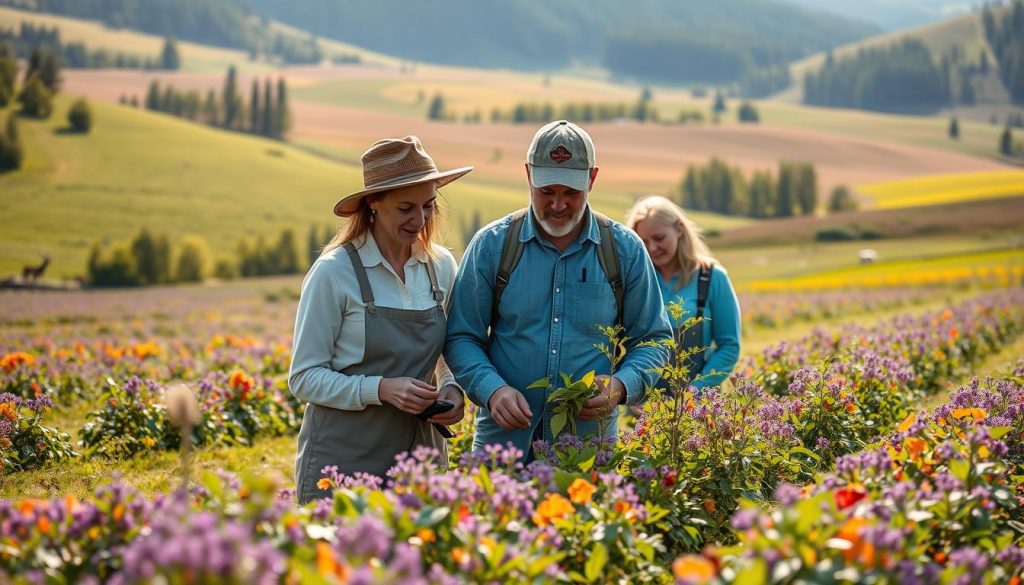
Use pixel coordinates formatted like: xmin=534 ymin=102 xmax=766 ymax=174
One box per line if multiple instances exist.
xmin=748 ymin=248 xmax=1024 ymax=291
xmin=858 ymin=171 xmax=1024 ymax=209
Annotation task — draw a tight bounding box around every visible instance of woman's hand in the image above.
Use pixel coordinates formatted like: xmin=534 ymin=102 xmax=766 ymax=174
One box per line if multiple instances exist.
xmin=429 ymin=384 xmax=466 ymax=426
xmin=379 ymin=377 xmax=438 ymax=415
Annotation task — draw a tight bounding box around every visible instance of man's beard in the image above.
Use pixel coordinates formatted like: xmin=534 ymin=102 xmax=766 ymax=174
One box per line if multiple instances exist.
xmin=532 ymin=204 xmax=587 ymax=238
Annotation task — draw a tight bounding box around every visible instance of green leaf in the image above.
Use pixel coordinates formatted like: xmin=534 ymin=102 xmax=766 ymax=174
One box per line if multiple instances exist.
xmin=790 ymin=446 xmax=822 ymax=462
xmin=735 ymin=558 xmax=768 ymax=585
xmin=552 ymin=411 xmax=568 ymax=437
xmin=949 ymin=458 xmax=970 ymax=482
xmin=528 ymin=378 xmax=550 ymax=390
xmin=585 ymin=543 xmax=608 ymax=583
xmin=989 ymin=426 xmax=1012 ymax=440
xmin=578 ymin=453 xmax=597 ymax=473
xmin=478 ymin=465 xmax=494 ymax=496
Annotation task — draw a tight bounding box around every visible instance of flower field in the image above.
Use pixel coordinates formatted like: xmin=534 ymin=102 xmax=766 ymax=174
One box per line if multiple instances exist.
xmin=1 ymin=282 xmax=1024 ymax=583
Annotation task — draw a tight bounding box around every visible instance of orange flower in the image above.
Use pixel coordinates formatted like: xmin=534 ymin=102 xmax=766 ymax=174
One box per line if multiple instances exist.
xmin=703 ymin=499 xmax=716 ymax=515
xmin=949 ymin=327 xmax=959 ymax=340
xmin=951 ymin=408 xmax=986 ymax=420
xmin=416 ymin=528 xmax=436 ymax=543
xmin=905 ymin=437 xmax=927 ymax=460
xmin=317 ymin=478 xmax=332 ymax=491
xmin=672 ymin=555 xmax=716 ymax=583
xmin=0 ymin=351 xmax=35 ymax=373
xmin=837 ymin=517 xmax=877 ymax=567
xmin=940 ymin=309 xmax=953 ymax=321
xmin=132 ymin=341 xmax=161 ymax=360
xmin=532 ymin=493 xmax=574 ymax=526
xmin=0 ymin=402 xmax=18 ymax=424
xmin=567 ymin=478 xmax=597 ymax=504
xmin=316 ymin=542 xmax=349 ymax=579
xmin=451 ymin=547 xmax=469 ymax=565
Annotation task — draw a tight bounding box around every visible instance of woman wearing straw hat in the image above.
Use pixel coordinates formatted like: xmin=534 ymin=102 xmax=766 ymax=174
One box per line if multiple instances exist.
xmin=289 ymin=136 xmax=472 ymax=503
xmin=624 ymin=196 xmax=741 ymax=397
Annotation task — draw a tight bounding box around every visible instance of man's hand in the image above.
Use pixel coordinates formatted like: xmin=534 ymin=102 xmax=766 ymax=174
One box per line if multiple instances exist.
xmin=580 ymin=375 xmax=626 ymax=420
xmin=428 ymin=384 xmax=466 ymax=426
xmin=487 ymin=385 xmax=533 ymax=430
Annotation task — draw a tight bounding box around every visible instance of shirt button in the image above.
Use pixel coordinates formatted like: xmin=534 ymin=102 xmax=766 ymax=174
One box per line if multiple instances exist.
xmin=554 ymin=317 xmax=559 ymax=323
xmin=555 ymin=288 xmax=560 ymax=293
xmin=551 ymin=349 xmax=557 ymax=354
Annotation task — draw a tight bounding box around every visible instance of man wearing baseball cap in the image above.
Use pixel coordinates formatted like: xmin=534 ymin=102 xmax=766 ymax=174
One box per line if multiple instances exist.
xmin=445 ymin=120 xmax=671 ymax=458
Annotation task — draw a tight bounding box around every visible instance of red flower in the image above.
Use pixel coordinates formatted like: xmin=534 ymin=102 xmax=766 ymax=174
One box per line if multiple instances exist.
xmin=663 ymin=471 xmax=677 ymax=487
xmin=834 ymin=485 xmax=867 ymax=510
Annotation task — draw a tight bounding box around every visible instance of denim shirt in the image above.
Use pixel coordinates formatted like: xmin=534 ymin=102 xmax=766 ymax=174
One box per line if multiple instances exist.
xmin=445 ymin=208 xmax=672 ymax=454
xmin=660 ymin=265 xmax=742 ymax=389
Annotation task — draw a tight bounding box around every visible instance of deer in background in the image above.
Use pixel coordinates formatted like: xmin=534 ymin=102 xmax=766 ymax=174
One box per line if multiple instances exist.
xmin=22 ymin=255 xmax=50 ymax=284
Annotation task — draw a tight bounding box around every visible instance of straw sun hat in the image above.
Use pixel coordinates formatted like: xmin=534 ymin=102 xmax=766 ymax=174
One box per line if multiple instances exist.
xmin=333 ymin=136 xmax=473 ymax=216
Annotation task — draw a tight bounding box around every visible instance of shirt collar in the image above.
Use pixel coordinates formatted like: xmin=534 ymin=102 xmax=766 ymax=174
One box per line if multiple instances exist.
xmin=519 ymin=206 xmax=601 ymax=246
xmin=355 ymin=232 xmax=428 ymax=267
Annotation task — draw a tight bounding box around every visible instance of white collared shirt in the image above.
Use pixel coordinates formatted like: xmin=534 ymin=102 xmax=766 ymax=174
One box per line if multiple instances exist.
xmin=288 ymin=233 xmax=458 ymax=410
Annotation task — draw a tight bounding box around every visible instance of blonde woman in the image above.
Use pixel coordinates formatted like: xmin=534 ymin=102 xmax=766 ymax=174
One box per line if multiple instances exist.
xmin=625 ymin=196 xmax=740 ymax=393
xmin=289 ymin=136 xmax=471 ymax=503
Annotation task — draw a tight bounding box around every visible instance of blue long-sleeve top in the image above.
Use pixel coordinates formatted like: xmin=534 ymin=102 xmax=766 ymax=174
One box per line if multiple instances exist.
xmin=445 ymin=208 xmax=672 ymax=454
xmin=660 ymin=264 xmax=741 ymax=389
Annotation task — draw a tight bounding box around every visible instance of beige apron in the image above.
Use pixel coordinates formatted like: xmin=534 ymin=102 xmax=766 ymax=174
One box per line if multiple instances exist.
xmin=295 ymin=243 xmax=447 ymax=503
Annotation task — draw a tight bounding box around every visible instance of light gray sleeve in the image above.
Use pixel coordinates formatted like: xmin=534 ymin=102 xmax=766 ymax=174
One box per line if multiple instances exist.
xmin=287 ymin=258 xmax=382 ymax=410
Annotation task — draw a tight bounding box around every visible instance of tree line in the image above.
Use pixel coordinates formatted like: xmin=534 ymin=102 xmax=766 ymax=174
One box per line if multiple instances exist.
xmin=0 ymin=0 xmax=332 ymax=66
xmin=0 ymin=22 xmax=180 ymax=70
xmin=1 ymin=43 xmax=92 ymax=173
xmin=678 ymin=158 xmax=828 ymax=218
xmin=803 ymin=39 xmax=950 ymax=112
xmin=86 ymin=224 xmax=338 ymax=287
xmin=129 ymin=66 xmax=290 ymax=140
xmin=983 ymin=0 xmax=1024 ymax=104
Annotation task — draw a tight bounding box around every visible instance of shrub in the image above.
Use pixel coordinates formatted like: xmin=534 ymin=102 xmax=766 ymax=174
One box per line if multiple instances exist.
xmin=67 ymin=97 xmax=92 ymax=132
xmin=17 ymin=75 xmax=53 ymax=119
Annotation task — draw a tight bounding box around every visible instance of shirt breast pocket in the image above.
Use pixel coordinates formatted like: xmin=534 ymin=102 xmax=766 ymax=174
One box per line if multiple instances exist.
xmin=570 ymin=282 xmax=617 ymax=338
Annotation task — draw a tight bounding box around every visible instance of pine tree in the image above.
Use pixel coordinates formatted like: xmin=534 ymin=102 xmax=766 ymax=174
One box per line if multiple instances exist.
xmin=1000 ymin=125 xmax=1013 ymax=156
xmin=0 ymin=114 xmax=23 ymax=172
xmin=796 ymin=163 xmax=817 ymax=215
xmin=827 ymin=185 xmax=858 ymax=213
xmin=427 ymin=93 xmax=446 ymax=120
xmin=222 ymin=65 xmax=240 ymax=128
xmin=161 ymin=36 xmax=181 ymax=70
xmin=274 ymin=77 xmax=289 ymax=138
xmin=948 ymin=117 xmax=960 ymax=140
xmin=0 ymin=42 xmax=16 ymax=108
xmin=776 ymin=162 xmax=795 ymax=217
xmin=262 ymin=78 xmax=273 ymax=137
xmin=713 ymin=90 xmax=726 ymax=114
xmin=249 ymin=79 xmax=260 ymax=134
xmin=130 ymin=228 xmax=160 ymax=285
xmin=747 ymin=170 xmax=775 ymax=218
xmin=202 ymin=89 xmax=218 ymax=124
xmin=17 ymin=75 xmax=53 ymax=119
xmin=38 ymin=50 xmax=61 ymax=93
xmin=145 ymin=80 xmax=161 ymax=111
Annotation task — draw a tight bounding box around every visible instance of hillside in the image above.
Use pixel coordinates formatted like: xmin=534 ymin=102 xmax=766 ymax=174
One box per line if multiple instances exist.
xmin=783 ymin=0 xmax=971 ymax=31
xmin=237 ymin=0 xmax=879 ymax=75
xmin=777 ymin=6 xmax=1017 ymax=121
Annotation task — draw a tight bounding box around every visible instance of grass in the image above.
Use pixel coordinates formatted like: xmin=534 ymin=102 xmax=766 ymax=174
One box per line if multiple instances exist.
xmin=858 ymin=170 xmax=1024 ymax=209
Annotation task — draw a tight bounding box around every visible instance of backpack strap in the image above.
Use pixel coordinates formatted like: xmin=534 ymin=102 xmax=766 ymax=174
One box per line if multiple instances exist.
xmin=592 ymin=211 xmax=624 ymax=328
xmin=695 ymin=263 xmax=712 ymax=318
xmin=491 ymin=208 xmax=529 ymax=332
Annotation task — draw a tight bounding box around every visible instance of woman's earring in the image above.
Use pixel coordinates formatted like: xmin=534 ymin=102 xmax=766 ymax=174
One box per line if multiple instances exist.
xmin=370 ymin=209 xmax=377 ymax=224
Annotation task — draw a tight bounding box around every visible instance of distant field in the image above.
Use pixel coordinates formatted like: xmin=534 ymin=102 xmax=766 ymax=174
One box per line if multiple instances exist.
xmin=860 ymin=170 xmax=1024 ymax=208
xmin=744 ymin=247 xmax=1024 ymax=291
xmin=717 ymin=234 xmax=1023 ymax=287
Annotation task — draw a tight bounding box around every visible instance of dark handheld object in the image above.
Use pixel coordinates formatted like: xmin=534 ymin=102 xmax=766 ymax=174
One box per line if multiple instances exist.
xmin=417 ymin=400 xmax=456 ymax=439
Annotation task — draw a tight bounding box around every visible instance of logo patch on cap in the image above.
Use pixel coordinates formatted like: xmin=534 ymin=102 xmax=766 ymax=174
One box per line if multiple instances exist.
xmin=549 ymin=145 xmax=572 ymax=164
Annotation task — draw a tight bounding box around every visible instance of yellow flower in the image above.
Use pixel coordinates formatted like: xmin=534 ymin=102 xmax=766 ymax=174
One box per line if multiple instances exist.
xmin=316 ymin=542 xmax=349 ymax=580
xmin=672 ymin=555 xmax=715 ymax=582
xmin=567 ymin=478 xmax=597 ymax=504
xmin=897 ymin=413 xmax=916 ymax=432
xmin=905 ymin=437 xmax=927 ymax=461
xmin=532 ymin=493 xmax=574 ymax=526
xmin=141 ymin=437 xmax=156 ymax=448
xmin=0 ymin=351 xmax=35 ymax=373
xmin=416 ymin=528 xmax=436 ymax=543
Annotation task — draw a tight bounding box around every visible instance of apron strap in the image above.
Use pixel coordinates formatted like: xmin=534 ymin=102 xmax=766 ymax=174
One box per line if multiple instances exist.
xmin=344 ymin=243 xmax=377 ymax=314
xmin=424 ymin=258 xmax=445 ymax=307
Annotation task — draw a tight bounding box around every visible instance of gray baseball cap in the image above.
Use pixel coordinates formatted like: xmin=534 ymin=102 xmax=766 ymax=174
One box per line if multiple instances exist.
xmin=526 ymin=120 xmax=596 ymax=192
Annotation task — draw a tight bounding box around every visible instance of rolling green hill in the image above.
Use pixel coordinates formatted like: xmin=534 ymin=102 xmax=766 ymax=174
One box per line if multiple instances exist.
xmin=2 ymin=96 xmax=739 ymax=279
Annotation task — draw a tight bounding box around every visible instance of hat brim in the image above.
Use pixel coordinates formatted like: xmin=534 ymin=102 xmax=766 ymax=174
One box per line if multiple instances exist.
xmin=334 ymin=166 xmax=474 ymax=216
xmin=529 ymin=165 xmax=590 ymax=192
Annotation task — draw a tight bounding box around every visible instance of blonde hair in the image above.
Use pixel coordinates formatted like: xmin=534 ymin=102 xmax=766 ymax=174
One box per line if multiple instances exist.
xmin=322 ymin=187 xmax=444 ymax=260
xmin=624 ymin=195 xmax=716 ymax=291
